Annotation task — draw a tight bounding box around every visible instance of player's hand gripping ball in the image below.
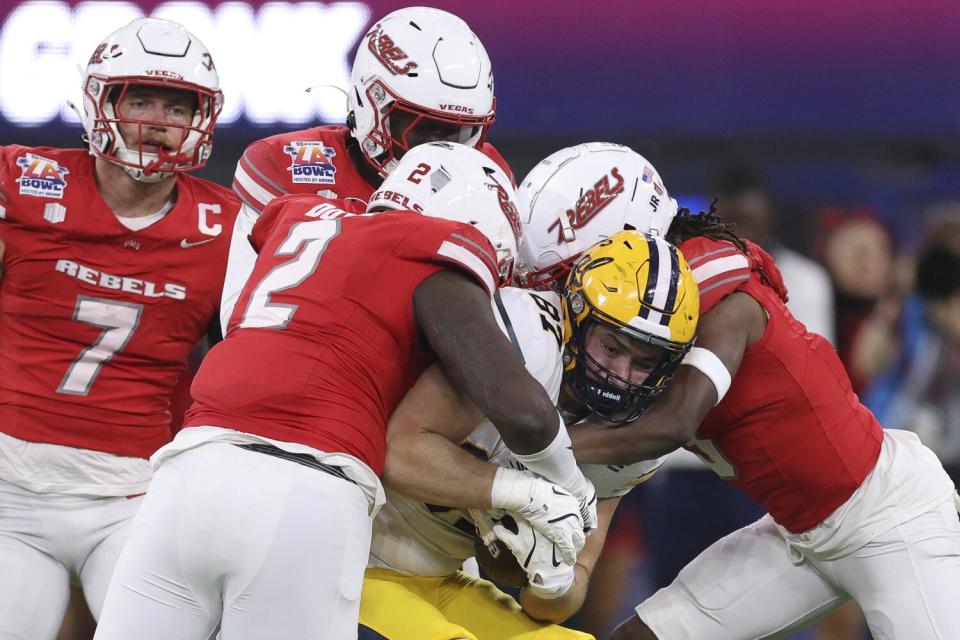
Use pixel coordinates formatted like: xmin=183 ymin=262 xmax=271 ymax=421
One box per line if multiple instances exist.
xmin=473 ymin=514 xmax=528 ymax=588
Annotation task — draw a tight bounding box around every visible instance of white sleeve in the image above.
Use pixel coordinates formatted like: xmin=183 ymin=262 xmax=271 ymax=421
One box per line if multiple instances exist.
xmin=490 ymin=288 xmax=563 ymax=402
xmin=465 ymin=288 xmax=564 ymax=460
xmin=219 ymin=202 xmax=260 ymax=335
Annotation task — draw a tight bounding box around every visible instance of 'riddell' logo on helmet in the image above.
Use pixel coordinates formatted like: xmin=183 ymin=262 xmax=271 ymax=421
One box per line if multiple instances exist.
xmin=486 ymin=179 xmax=522 ymax=241
xmin=367 ymin=25 xmax=418 ymax=76
xmin=547 ymin=167 xmax=625 ymax=242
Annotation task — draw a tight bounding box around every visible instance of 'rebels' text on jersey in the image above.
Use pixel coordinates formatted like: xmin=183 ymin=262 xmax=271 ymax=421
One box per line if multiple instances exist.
xmin=0 ymin=145 xmax=241 ymax=458
xmin=679 ymin=237 xmax=883 ymax=532
xmin=185 ymin=195 xmax=501 ymax=475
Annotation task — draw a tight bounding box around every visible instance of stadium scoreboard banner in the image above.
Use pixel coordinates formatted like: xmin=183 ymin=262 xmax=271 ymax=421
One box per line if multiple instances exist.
xmin=1 ymin=0 xmax=958 ymax=138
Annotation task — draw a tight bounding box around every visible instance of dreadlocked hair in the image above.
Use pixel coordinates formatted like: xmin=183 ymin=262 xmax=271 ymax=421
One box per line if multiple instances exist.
xmin=665 ymin=197 xmax=748 ymax=254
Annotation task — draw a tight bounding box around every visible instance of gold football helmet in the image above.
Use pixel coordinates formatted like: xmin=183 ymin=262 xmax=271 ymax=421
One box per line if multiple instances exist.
xmin=562 ymin=230 xmax=700 ymax=423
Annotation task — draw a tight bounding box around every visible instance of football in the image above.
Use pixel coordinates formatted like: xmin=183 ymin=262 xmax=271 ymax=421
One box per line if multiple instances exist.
xmin=472 ymin=515 xmax=528 ymax=588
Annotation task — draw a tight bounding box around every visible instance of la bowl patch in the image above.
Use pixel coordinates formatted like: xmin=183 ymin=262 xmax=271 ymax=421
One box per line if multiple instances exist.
xmin=16 ymin=153 xmax=70 ymax=199
xmin=283 ymin=141 xmax=337 ymax=185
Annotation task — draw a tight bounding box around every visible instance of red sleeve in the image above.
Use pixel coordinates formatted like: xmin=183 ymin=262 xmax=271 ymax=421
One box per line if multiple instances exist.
xmin=680 ymin=237 xmax=752 ymax=313
xmin=410 ymin=218 xmax=501 ymax=297
xmin=0 ymin=145 xmax=20 ymax=207
xmin=232 ymin=138 xmax=288 ymax=214
xmin=480 ymin=142 xmax=515 ymax=187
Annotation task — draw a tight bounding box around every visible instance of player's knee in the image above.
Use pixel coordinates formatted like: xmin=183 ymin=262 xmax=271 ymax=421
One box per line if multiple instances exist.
xmin=609 ymin=614 xmax=659 ymax=640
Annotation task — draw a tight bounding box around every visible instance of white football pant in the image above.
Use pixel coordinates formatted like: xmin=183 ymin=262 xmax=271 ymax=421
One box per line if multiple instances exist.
xmin=637 ymin=497 xmax=960 ymax=639
xmin=0 ymin=480 xmax=142 ymax=640
xmin=93 ymin=442 xmax=372 ymax=640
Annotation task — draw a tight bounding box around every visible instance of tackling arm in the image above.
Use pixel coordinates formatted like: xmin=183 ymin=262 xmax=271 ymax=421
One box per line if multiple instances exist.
xmin=571 ymin=292 xmax=765 ymax=464
xmin=383 ymin=361 xmax=495 ymax=507
xmin=414 ymin=270 xmax=562 ymax=454
xmin=414 ymin=271 xmax=597 ymax=536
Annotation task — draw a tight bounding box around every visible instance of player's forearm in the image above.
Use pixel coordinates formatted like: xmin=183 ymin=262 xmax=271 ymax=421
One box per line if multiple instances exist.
xmin=383 ymin=430 xmax=496 ymax=508
xmin=519 ymin=564 xmax=589 ymax=624
xmin=414 ymin=271 xmax=561 ymax=454
xmin=571 ymin=414 xmax=686 ymax=464
xmin=570 ymin=366 xmax=713 ymax=464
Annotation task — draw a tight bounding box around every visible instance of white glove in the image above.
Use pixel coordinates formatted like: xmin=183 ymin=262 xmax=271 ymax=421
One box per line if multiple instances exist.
xmin=569 ymin=470 xmax=598 ymax=536
xmin=509 ymin=418 xmax=598 ymax=535
xmin=489 ymin=467 xmax=585 ymax=564
xmin=491 ymin=513 xmax=576 ymax=599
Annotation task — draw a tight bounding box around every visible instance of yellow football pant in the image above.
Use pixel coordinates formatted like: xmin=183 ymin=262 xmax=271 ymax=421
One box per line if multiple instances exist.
xmin=359 ymin=567 xmax=595 ymax=640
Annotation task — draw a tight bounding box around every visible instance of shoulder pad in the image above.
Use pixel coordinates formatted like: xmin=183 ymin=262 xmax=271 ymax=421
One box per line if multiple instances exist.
xmin=680 ymin=237 xmax=751 ymax=314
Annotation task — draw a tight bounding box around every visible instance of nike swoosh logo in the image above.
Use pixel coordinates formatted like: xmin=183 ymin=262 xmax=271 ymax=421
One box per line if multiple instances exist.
xmin=551 ymin=543 xmax=562 ymax=568
xmin=180 ymin=237 xmax=217 ymax=249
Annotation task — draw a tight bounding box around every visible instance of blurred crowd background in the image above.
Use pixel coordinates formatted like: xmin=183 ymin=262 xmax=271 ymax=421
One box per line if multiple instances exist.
xmin=3 ymin=1 xmax=958 ymax=639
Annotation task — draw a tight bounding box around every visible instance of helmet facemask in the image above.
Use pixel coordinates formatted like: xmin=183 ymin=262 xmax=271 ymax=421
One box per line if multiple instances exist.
xmin=565 ymin=304 xmax=692 ymax=425
xmin=560 ymin=230 xmax=700 ymax=425
xmin=517 ymin=252 xmax=579 ymax=292
xmin=359 ymin=79 xmax=494 ymax=177
xmin=85 ymin=76 xmax=222 ymax=183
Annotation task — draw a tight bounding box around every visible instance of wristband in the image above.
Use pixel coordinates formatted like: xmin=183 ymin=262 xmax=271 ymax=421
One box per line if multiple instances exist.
xmin=681 ymin=347 xmax=731 ymax=405
xmin=512 ymin=413 xmax=582 ymax=491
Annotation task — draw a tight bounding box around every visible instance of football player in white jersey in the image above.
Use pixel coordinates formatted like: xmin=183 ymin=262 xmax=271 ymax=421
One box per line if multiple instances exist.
xmin=365 ymin=184 xmax=698 ymax=640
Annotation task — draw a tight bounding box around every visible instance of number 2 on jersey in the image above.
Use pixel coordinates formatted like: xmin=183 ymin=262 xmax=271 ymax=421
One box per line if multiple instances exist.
xmin=58 ymin=296 xmax=143 ymax=396
xmin=239 ymin=219 xmax=341 ymax=329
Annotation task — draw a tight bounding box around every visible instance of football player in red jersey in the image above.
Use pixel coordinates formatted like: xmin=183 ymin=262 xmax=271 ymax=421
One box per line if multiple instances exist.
xmin=363 ymin=229 xmax=698 ymax=640
xmin=383 ymin=142 xmax=960 ymax=638
xmin=0 ymin=17 xmax=240 ymax=639
xmin=221 ymin=6 xmax=511 ymax=329
xmin=373 ymin=148 xmax=682 ymax=628
xmin=515 ymin=144 xmax=960 ymax=639
xmin=94 ymin=143 xmax=594 ymax=639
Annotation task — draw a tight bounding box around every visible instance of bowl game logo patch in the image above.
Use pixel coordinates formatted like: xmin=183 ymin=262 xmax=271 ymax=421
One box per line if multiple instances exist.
xmin=16 ymin=153 xmax=69 ymax=199
xmin=283 ymin=141 xmax=337 ymax=185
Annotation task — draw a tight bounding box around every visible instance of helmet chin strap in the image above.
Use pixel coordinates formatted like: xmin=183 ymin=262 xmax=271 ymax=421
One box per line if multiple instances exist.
xmin=115 ymin=149 xmax=170 ymax=183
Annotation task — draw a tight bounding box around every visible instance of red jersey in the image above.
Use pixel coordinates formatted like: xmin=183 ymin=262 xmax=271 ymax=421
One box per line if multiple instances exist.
xmin=231 ymin=125 xmax=513 ymax=214
xmin=680 ymin=237 xmax=884 ymax=533
xmin=185 ymin=194 xmax=500 ymax=475
xmin=0 ymin=146 xmax=240 ymax=458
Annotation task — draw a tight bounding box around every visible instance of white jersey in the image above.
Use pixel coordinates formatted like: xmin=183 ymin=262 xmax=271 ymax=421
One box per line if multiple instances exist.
xmin=0 ymin=431 xmax=151 ymax=497
xmin=369 ymin=287 xmax=663 ymax=576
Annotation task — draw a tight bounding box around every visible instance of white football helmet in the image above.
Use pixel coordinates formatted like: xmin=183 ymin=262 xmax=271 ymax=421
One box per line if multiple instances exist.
xmin=348 ymin=7 xmax=496 ymax=177
xmin=515 ymin=142 xmax=679 ymax=290
xmin=80 ymin=17 xmax=223 ymax=182
xmin=368 ymin=142 xmax=520 ymax=284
